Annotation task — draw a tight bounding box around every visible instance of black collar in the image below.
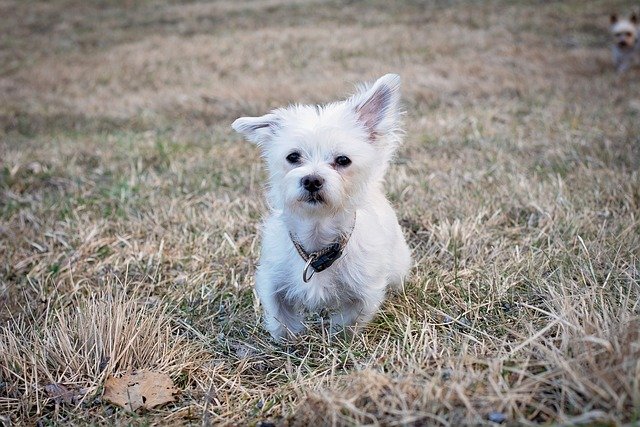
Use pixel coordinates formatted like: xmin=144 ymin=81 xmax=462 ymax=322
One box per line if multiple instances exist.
xmin=289 ymin=215 xmax=356 ymax=282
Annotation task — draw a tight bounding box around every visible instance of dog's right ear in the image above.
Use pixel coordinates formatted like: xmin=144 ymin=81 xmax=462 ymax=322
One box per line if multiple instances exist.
xmin=610 ymin=14 xmax=618 ymax=24
xmin=350 ymin=73 xmax=401 ymax=142
xmin=232 ymin=114 xmax=280 ymax=145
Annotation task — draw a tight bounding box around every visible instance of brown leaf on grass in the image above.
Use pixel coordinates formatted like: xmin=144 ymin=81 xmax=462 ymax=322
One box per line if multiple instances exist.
xmin=103 ymin=370 xmax=177 ymax=411
xmin=45 ymin=383 xmax=77 ymax=405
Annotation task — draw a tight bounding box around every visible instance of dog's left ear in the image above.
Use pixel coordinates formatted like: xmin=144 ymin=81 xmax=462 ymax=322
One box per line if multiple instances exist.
xmin=351 ymin=74 xmax=401 ymax=141
xmin=631 ymin=13 xmax=638 ymax=24
xmin=232 ymin=113 xmax=280 ymax=146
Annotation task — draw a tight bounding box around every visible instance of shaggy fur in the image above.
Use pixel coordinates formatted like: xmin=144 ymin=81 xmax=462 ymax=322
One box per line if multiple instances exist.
xmin=232 ymin=74 xmax=412 ymax=340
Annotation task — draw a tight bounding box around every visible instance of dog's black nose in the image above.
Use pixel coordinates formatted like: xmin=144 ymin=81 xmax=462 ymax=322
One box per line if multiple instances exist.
xmin=301 ymin=175 xmax=324 ymax=192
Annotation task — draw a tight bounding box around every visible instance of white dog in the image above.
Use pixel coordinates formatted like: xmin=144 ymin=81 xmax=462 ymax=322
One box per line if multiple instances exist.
xmin=610 ymin=13 xmax=640 ymax=73
xmin=232 ymin=74 xmax=412 ymax=341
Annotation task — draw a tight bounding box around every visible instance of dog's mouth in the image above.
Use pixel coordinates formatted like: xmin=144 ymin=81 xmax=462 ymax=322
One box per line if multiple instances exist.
xmin=618 ymin=41 xmax=632 ymax=48
xmin=303 ymin=192 xmax=325 ymax=205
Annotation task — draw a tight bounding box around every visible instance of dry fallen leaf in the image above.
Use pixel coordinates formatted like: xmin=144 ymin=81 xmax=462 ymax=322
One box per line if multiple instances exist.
xmin=103 ymin=370 xmax=177 ymax=411
xmin=45 ymin=383 xmax=76 ymax=405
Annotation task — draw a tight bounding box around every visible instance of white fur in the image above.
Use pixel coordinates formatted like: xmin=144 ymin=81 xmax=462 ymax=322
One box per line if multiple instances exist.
xmin=232 ymin=74 xmax=412 ymax=340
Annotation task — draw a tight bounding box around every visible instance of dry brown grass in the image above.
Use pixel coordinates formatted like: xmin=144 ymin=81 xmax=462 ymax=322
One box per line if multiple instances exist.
xmin=1 ymin=0 xmax=640 ymax=425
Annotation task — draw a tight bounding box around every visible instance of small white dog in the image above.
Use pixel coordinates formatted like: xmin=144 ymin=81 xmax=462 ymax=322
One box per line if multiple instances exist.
xmin=232 ymin=74 xmax=412 ymax=341
xmin=610 ymin=13 xmax=640 ymax=72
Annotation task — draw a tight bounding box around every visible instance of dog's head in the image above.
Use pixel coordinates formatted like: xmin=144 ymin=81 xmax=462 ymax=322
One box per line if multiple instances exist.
xmin=233 ymin=74 xmax=403 ymax=216
xmin=610 ymin=13 xmax=638 ymax=50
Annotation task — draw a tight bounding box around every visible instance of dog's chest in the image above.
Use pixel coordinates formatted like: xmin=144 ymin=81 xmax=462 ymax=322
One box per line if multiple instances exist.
xmin=288 ymin=262 xmax=358 ymax=309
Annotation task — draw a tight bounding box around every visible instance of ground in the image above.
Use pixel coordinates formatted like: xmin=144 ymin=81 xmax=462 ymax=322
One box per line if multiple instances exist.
xmin=1 ymin=0 xmax=639 ymax=425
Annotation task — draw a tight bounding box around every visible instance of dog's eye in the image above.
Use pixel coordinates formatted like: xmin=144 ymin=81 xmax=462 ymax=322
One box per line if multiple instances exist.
xmin=335 ymin=156 xmax=352 ymax=167
xmin=286 ymin=152 xmax=301 ymax=164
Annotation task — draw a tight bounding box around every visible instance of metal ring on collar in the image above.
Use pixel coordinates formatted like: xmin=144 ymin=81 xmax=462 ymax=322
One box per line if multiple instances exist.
xmin=303 ymin=257 xmax=316 ymax=283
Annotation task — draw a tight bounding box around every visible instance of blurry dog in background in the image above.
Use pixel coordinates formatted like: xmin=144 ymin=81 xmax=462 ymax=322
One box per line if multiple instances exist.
xmin=610 ymin=13 xmax=639 ymax=72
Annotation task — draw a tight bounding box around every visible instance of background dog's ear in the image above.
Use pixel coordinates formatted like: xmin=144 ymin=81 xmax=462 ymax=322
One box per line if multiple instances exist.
xmin=232 ymin=114 xmax=280 ymax=145
xmin=631 ymin=13 xmax=638 ymax=24
xmin=610 ymin=14 xmax=618 ymax=24
xmin=351 ymin=73 xmax=401 ymax=141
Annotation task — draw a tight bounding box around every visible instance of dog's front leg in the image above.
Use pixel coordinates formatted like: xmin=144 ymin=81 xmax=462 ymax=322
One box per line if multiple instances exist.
xmin=330 ymin=285 xmax=385 ymax=334
xmin=616 ymin=56 xmax=630 ymax=73
xmin=256 ymin=275 xmax=304 ymax=340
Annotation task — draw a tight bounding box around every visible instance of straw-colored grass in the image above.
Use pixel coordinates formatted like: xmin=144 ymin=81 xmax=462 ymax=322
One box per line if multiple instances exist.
xmin=1 ymin=0 xmax=639 ymax=425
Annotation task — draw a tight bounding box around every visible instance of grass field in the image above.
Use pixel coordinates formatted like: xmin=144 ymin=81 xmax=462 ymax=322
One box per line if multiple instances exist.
xmin=1 ymin=0 xmax=640 ymax=425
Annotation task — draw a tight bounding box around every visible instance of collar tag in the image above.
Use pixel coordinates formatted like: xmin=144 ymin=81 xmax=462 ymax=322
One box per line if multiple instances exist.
xmin=310 ymin=243 xmax=343 ymax=273
xmin=290 ymin=213 xmax=356 ymax=283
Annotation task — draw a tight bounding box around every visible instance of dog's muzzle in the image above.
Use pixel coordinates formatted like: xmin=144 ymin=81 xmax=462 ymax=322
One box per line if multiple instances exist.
xmin=300 ymin=174 xmax=325 ymax=204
